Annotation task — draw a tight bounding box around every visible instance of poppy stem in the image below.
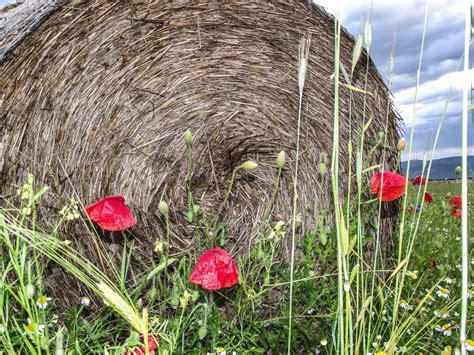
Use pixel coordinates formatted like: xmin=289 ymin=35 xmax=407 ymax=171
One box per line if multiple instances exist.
xmin=212 ymin=167 xmax=239 ymax=231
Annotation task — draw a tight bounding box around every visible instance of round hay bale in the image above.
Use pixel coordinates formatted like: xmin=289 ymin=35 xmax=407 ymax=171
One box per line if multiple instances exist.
xmin=1 ymin=1 xmax=400 ymax=290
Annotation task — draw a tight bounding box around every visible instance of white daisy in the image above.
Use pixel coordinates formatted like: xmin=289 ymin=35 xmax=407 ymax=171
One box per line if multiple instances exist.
xmin=36 ymin=295 xmax=52 ymax=309
xmin=434 ymin=310 xmax=449 ymax=319
xmin=81 ymin=296 xmax=91 ymax=307
xmin=442 ymin=345 xmax=453 ymax=355
xmin=437 ymin=323 xmax=452 ymax=336
xmin=25 ymin=318 xmax=44 ymax=335
xmin=437 ymin=286 xmax=450 ymax=299
xmin=445 ymin=277 xmax=454 ymax=285
xmin=465 ymin=339 xmax=474 ymax=351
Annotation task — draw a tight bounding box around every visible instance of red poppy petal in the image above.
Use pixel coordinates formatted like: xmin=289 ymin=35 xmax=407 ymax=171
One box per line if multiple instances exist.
xmin=424 ymin=192 xmax=432 ymax=203
xmin=190 ymin=248 xmax=239 ymax=290
xmin=451 ymin=207 xmax=462 ymax=219
xmin=371 ymin=171 xmax=408 ymax=202
xmin=85 ymin=195 xmax=136 ymax=231
xmin=448 ymin=196 xmax=462 ymax=208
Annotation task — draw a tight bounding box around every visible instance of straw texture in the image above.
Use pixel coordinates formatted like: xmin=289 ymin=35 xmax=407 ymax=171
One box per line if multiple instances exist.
xmin=1 ymin=0 xmax=401 ymax=300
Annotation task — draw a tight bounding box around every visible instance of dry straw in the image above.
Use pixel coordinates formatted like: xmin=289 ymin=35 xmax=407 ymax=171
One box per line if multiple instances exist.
xmin=1 ymin=0 xmax=401 ymax=302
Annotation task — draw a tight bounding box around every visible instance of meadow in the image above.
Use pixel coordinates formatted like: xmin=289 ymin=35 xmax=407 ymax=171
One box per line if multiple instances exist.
xmin=0 ymin=166 xmax=472 ymax=354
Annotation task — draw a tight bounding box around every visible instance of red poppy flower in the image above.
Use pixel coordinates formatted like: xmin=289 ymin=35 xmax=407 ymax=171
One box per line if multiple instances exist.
xmin=189 ymin=248 xmax=239 ymax=290
xmin=448 ymin=195 xmax=462 ymax=208
xmin=451 ymin=207 xmax=462 ymax=219
xmin=125 ymin=336 xmax=159 ymax=355
xmin=370 ymin=171 xmax=409 ymax=202
xmin=424 ymin=192 xmax=433 ymax=203
xmin=85 ymin=196 xmax=136 ymax=231
xmin=412 ymin=175 xmax=427 ymax=185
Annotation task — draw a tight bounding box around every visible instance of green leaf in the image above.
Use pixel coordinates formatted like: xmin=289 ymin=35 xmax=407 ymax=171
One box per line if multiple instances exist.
xmin=387 ymin=258 xmax=408 ymax=282
xmin=339 ymin=61 xmax=351 ymax=84
xmin=33 ymin=186 xmax=50 ymax=201
xmin=341 ymin=83 xmax=372 ymax=95
xmin=340 ymin=218 xmax=349 ymax=256
xmin=125 ymin=331 xmax=141 ymax=347
xmin=349 ymin=264 xmax=360 ymax=285
xmin=146 ymin=258 xmax=177 ymax=282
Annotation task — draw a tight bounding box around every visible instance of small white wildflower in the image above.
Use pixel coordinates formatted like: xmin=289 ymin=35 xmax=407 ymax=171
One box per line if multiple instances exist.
xmin=17 ymin=185 xmax=30 ymax=200
xmin=372 ymin=342 xmax=378 ymax=347
xmin=36 ymin=295 xmax=52 ymax=310
xmin=434 ymin=310 xmax=449 ymax=319
xmin=25 ymin=318 xmax=44 ymax=335
xmin=307 ymin=308 xmax=315 ymax=315
xmin=399 ymin=299 xmax=413 ymax=310
xmin=376 ymin=335 xmax=382 ymax=341
xmin=154 ymin=240 xmax=164 ymax=253
xmin=445 ymin=277 xmax=454 ymax=284
xmin=465 ymin=339 xmax=474 ymax=351
xmin=442 ymin=323 xmax=452 ymax=336
xmin=320 ymin=339 xmax=328 ymax=346
xmin=437 ymin=286 xmax=450 ymax=299
xmin=81 ymin=297 xmax=91 ymax=307
xmin=21 ymin=207 xmax=32 ymax=215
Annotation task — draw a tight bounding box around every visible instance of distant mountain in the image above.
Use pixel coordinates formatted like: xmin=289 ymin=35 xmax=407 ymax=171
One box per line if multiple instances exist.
xmin=401 ymin=156 xmax=474 ymax=180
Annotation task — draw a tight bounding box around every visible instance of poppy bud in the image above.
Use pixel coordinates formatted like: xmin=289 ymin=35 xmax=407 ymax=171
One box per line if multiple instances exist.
xmin=455 ymin=166 xmax=461 ymax=175
xmin=240 ymin=161 xmax=258 ymax=172
xmin=318 ymin=162 xmax=327 ymax=174
xmin=397 ymin=137 xmax=406 ymax=151
xmin=378 ymin=131 xmax=385 ymax=139
xmin=277 ymin=150 xmax=286 ymax=169
xmin=184 ymin=129 xmax=193 ymax=146
xmin=158 ymin=200 xmax=169 ymax=216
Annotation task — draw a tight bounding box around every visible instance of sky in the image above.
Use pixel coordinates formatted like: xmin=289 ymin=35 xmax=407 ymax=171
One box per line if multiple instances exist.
xmin=1 ymin=0 xmax=472 ymax=160
xmin=317 ymin=0 xmax=473 ymax=161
